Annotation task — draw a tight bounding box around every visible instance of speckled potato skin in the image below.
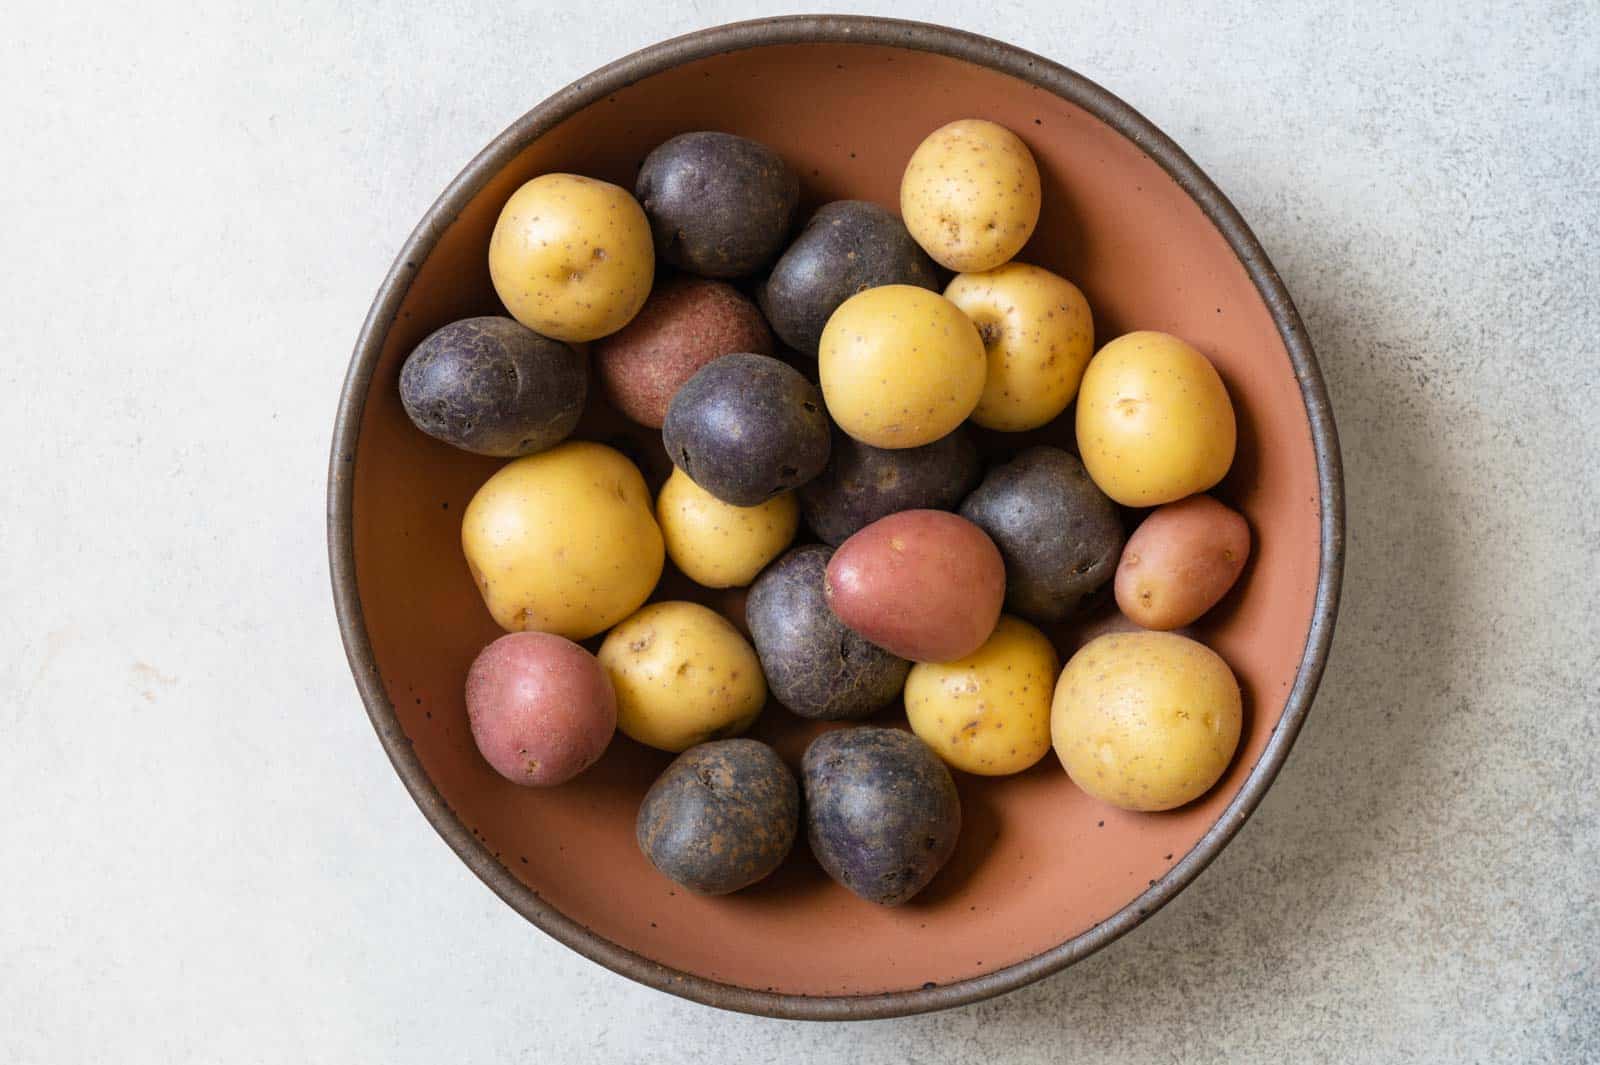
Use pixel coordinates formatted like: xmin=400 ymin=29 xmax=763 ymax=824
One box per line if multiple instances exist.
xmin=461 ymin=442 xmax=664 ymax=639
xmin=662 ymin=353 xmax=831 ymax=506
xmin=900 ymin=119 xmax=1042 ymax=272
xmin=745 ymin=546 xmax=911 ymax=720
xmin=1051 ymin=631 xmax=1242 ymax=811
xmin=488 ymin=174 xmax=654 ymax=342
xmin=635 ymin=132 xmax=799 ymax=278
xmin=944 ymin=263 xmax=1094 ymax=431
xmin=597 ymin=601 xmax=766 ymax=753
xmin=656 ymin=468 xmax=798 ymax=589
xmin=818 ymin=285 xmax=986 ymax=448
xmin=802 ymin=727 xmax=961 ymax=906
xmin=636 ymin=739 xmax=799 ymax=895
xmin=465 ymin=632 xmax=616 ymax=787
xmin=959 ymin=447 xmax=1124 ymax=624
xmin=1116 ymin=495 xmax=1251 ymax=630
xmin=592 ymin=278 xmax=773 ymax=429
xmin=799 ymin=426 xmax=981 ymax=546
xmin=760 ymin=200 xmax=941 ymax=356
xmin=904 ymin=616 xmax=1058 ymax=776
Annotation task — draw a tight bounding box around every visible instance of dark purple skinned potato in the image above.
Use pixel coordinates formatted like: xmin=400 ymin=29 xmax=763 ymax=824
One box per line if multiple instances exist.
xmin=799 ymin=425 xmax=981 ymax=546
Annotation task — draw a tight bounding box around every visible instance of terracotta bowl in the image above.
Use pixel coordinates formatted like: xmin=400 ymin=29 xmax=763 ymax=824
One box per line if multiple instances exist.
xmin=329 ymin=16 xmax=1343 ymax=1019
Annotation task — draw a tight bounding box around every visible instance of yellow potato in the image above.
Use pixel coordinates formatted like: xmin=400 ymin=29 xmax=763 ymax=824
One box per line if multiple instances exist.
xmin=900 ymin=119 xmax=1042 ymax=272
xmin=1051 ymin=631 xmax=1242 ymax=811
xmin=461 ymin=441 xmax=663 ymax=640
xmin=818 ymin=284 xmax=985 ymax=448
xmin=488 ymin=173 xmax=654 ymax=342
xmin=945 ymin=263 xmax=1094 ymax=431
xmin=598 ymin=601 xmax=766 ymax=752
xmin=904 ymin=616 xmax=1059 ymax=775
xmin=656 ymin=468 xmax=798 ymax=589
xmin=1074 ymin=331 xmax=1237 ymax=506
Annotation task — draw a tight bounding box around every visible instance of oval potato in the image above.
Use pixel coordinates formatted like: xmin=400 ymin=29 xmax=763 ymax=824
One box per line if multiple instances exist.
xmin=465 ymin=632 xmax=616 ymax=787
xmin=1117 ymin=495 xmax=1251 ymax=630
xmin=900 ymin=119 xmax=1042 ymax=272
xmin=656 ymin=467 xmax=798 ymax=589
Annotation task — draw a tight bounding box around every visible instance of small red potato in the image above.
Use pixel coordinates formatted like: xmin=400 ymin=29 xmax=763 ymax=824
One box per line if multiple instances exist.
xmin=1115 ymin=495 xmax=1251 ymax=630
xmin=465 ymin=632 xmax=617 ymax=786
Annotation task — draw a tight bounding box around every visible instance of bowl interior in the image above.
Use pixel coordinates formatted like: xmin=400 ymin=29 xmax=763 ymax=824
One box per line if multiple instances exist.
xmin=347 ymin=41 xmax=1322 ymax=998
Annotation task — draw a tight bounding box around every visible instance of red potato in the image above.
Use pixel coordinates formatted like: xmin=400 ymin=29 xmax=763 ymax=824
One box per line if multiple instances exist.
xmin=1115 ymin=495 xmax=1251 ymax=630
xmin=465 ymin=632 xmax=617 ymax=786
xmin=825 ymin=510 xmax=1005 ymax=663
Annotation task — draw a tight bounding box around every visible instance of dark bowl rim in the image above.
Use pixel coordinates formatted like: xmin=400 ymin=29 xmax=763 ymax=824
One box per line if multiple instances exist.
xmin=327 ymin=13 xmax=1346 ymax=1022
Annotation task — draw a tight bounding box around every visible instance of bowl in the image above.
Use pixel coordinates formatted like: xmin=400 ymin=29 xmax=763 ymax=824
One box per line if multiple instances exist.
xmin=328 ymin=15 xmax=1344 ymax=1019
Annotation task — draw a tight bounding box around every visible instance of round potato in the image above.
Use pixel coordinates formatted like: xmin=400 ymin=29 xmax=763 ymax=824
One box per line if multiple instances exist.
xmin=461 ymin=442 xmax=663 ymax=639
xmin=818 ymin=285 xmax=985 ymax=448
xmin=900 ymin=119 xmax=1041 ymax=272
xmin=488 ymin=174 xmax=654 ymax=342
xmin=1051 ymin=631 xmax=1242 ymax=811
xmin=598 ymin=601 xmax=766 ymax=753
xmin=799 ymin=426 xmax=981 ymax=547
xmin=465 ymin=632 xmax=616 ymax=786
xmin=1117 ymin=495 xmax=1251 ymax=630
xmin=905 ymin=616 xmax=1058 ymax=776
xmin=656 ymin=467 xmax=798 ymax=589
xmin=1075 ymin=331 xmax=1237 ymax=506
xmin=944 ymin=263 xmax=1094 ymax=431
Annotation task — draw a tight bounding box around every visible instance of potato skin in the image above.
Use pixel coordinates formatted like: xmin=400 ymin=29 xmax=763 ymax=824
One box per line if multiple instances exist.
xmin=1051 ymin=632 xmax=1242 ymax=811
xmin=465 ymin=632 xmax=616 ymax=786
xmin=825 ymin=510 xmax=1004 ymax=663
xmin=959 ymin=447 xmax=1124 ymax=623
xmin=799 ymin=426 xmax=981 ymax=546
xmin=900 ymin=119 xmax=1041 ymax=272
xmin=1075 ymin=331 xmax=1237 ymax=506
xmin=598 ymin=601 xmax=766 ymax=753
xmin=760 ymin=200 xmax=941 ymax=356
xmin=636 ymin=739 xmax=799 ymax=895
xmin=488 ymin=174 xmax=654 ymax=342
xmin=662 ymin=353 xmax=831 ymax=506
xmin=1116 ymin=495 xmax=1251 ymax=629
xmin=802 ymin=727 xmax=961 ymax=905
xmin=745 ymin=546 xmax=911 ymax=720
xmin=635 ymin=131 xmax=799 ymax=278
xmin=593 ymin=278 xmax=773 ymax=429
xmin=656 ymin=468 xmax=798 ymax=589
xmin=462 ymin=442 xmax=663 ymax=639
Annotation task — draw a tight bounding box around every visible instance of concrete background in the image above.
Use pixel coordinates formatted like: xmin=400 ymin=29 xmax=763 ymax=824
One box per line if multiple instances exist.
xmin=2 ymin=1 xmax=1595 ymax=1061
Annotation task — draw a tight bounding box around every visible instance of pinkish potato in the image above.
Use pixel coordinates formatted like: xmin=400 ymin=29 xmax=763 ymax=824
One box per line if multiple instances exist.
xmin=1115 ymin=495 xmax=1251 ymax=630
xmin=465 ymin=632 xmax=617 ymax=786
xmin=592 ymin=278 xmax=773 ymax=428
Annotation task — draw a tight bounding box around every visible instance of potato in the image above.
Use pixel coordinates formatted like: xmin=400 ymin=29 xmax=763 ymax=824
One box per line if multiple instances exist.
xmin=818 ymin=285 xmax=985 ymax=448
xmin=1051 ymin=632 xmax=1242 ymax=811
xmin=799 ymin=426 xmax=981 ymax=546
xmin=662 ymin=353 xmax=830 ymax=506
xmin=802 ymin=727 xmax=961 ymax=906
xmin=745 ymin=546 xmax=911 ymax=720
xmin=636 ymin=739 xmax=798 ymax=894
xmin=598 ymin=601 xmax=766 ymax=753
xmin=656 ymin=467 xmax=798 ymax=589
xmin=1075 ymin=331 xmax=1237 ymax=506
xmin=900 ymin=119 xmax=1041 ymax=272
xmin=635 ymin=131 xmax=799 ymax=278
xmin=1116 ymin=495 xmax=1251 ymax=629
xmin=944 ymin=263 xmax=1094 ymax=431
xmin=465 ymin=632 xmax=617 ymax=786
xmin=760 ymin=200 xmax=941 ymax=357
xmin=904 ymin=616 xmax=1058 ymax=776
xmin=488 ymin=174 xmax=654 ymax=342
xmin=825 ymin=510 xmax=1004 ymax=663
xmin=959 ymin=447 xmax=1124 ymax=623
xmin=592 ymin=278 xmax=773 ymax=429
xmin=462 ymin=442 xmax=663 ymax=639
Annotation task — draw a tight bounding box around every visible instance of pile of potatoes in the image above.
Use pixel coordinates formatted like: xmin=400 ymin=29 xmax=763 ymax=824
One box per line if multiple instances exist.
xmin=401 ymin=120 xmax=1251 ymax=906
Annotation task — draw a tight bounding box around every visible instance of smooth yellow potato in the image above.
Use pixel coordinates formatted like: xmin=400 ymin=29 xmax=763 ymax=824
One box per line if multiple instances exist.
xmin=488 ymin=173 xmax=654 ymax=342
xmin=904 ymin=616 xmax=1059 ymax=775
xmin=818 ymin=284 xmax=986 ymax=448
xmin=900 ymin=119 xmax=1042 ymax=272
xmin=945 ymin=263 xmax=1094 ymax=431
xmin=1051 ymin=631 xmax=1242 ymax=811
xmin=598 ymin=601 xmax=767 ymax=752
xmin=656 ymin=468 xmax=798 ymax=589
xmin=1074 ymin=331 xmax=1237 ymax=506
xmin=461 ymin=441 xmax=663 ymax=640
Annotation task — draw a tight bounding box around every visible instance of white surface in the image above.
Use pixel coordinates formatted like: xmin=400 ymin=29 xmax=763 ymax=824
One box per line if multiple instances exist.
xmin=2 ymin=2 xmax=1596 ymax=1062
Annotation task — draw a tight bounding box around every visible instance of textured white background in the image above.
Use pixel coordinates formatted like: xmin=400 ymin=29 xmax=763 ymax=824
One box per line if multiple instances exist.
xmin=2 ymin=2 xmax=1596 ymax=1061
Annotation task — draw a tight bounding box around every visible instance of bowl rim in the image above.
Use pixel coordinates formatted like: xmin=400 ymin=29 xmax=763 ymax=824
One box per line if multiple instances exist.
xmin=327 ymin=13 xmax=1346 ymax=1021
